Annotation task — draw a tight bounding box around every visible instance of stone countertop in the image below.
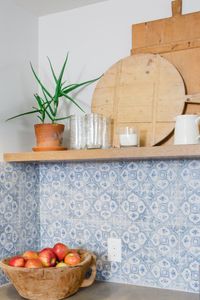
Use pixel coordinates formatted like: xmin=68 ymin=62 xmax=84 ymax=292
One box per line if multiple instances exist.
xmin=0 ymin=281 xmax=198 ymax=300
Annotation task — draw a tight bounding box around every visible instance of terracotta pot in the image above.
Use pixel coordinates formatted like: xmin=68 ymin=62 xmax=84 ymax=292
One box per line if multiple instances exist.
xmin=33 ymin=123 xmax=65 ymax=151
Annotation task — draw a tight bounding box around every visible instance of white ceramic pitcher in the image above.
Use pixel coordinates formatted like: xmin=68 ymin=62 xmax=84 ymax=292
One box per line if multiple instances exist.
xmin=174 ymin=114 xmax=200 ymax=145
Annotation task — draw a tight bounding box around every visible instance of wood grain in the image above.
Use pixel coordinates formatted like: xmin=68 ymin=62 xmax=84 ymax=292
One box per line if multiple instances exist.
xmin=92 ymin=54 xmax=185 ymax=147
xmin=132 ymin=11 xmax=200 ymax=51
xmin=3 ymin=145 xmax=200 ymax=162
xmin=172 ymin=0 xmax=182 ymax=16
xmin=131 ymin=0 xmax=200 ymax=146
xmin=0 ymin=250 xmax=96 ymax=300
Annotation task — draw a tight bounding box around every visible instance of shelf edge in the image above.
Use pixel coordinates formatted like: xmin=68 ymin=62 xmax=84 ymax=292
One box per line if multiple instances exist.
xmin=3 ymin=145 xmax=200 ymax=163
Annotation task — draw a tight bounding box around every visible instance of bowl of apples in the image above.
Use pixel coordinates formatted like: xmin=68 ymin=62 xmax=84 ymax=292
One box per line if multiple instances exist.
xmin=0 ymin=243 xmax=96 ymax=300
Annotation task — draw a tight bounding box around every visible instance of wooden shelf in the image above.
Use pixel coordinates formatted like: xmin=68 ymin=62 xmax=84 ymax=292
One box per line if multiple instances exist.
xmin=3 ymin=145 xmax=200 ymax=162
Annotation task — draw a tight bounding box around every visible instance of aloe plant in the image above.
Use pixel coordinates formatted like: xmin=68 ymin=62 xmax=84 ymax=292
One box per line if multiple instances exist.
xmin=7 ymin=54 xmax=101 ymax=123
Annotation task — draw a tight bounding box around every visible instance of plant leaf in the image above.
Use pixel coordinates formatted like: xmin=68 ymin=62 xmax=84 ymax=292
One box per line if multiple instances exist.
xmin=6 ymin=109 xmax=41 ymax=121
xmin=34 ymin=94 xmax=47 ymax=122
xmin=54 ymin=115 xmax=72 ymax=121
xmin=37 ymin=116 xmax=45 ymax=123
xmin=54 ymin=53 xmax=69 ymax=110
xmin=44 ymin=106 xmax=55 ymax=122
xmin=61 ymin=92 xmax=85 ymax=113
xmin=61 ymin=80 xmax=67 ymax=88
xmin=7 ymin=55 xmax=101 ymax=124
xmin=30 ymin=62 xmax=53 ymax=99
xmin=47 ymin=57 xmax=58 ymax=84
xmin=62 ymin=75 xmax=103 ymax=94
xmin=41 ymin=89 xmax=55 ymax=117
xmin=34 ymin=94 xmax=44 ymax=109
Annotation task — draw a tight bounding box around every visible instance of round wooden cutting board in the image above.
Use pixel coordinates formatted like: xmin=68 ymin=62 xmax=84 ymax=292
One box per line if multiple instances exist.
xmin=92 ymin=53 xmax=186 ymax=146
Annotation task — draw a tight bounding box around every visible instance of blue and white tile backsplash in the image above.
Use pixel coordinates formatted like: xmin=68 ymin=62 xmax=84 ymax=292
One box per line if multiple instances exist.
xmin=0 ymin=163 xmax=40 ymax=285
xmin=0 ymin=159 xmax=199 ymax=293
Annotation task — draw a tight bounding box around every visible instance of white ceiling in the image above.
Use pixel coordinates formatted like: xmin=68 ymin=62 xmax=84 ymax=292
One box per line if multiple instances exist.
xmin=12 ymin=0 xmax=108 ymax=16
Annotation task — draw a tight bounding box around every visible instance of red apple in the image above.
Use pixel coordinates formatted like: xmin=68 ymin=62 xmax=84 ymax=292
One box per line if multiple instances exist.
xmin=53 ymin=243 xmax=69 ymax=261
xmin=9 ymin=256 xmax=25 ymax=267
xmin=25 ymin=258 xmax=43 ymax=268
xmin=41 ymin=247 xmax=54 ymax=252
xmin=38 ymin=248 xmax=57 ymax=267
xmin=23 ymin=250 xmax=38 ymax=260
xmin=56 ymin=262 xmax=67 ymax=268
xmin=68 ymin=249 xmax=78 ymax=254
xmin=64 ymin=252 xmax=81 ymax=266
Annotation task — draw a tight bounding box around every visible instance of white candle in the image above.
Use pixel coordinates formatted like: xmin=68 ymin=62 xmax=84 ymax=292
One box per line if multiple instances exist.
xmin=119 ymin=133 xmax=138 ymax=146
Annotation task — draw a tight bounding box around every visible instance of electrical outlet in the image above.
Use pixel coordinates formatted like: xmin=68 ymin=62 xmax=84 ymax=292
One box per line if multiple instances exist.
xmin=107 ymin=238 xmax=122 ymax=262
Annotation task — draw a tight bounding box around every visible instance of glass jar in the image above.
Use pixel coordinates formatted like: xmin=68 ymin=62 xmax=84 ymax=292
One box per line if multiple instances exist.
xmin=118 ymin=126 xmax=139 ymax=147
xmin=101 ymin=115 xmax=111 ymax=149
xmin=85 ymin=113 xmax=102 ymax=149
xmin=69 ymin=115 xmax=86 ymax=149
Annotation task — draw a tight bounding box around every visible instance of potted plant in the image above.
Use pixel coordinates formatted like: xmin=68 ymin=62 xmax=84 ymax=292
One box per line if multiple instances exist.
xmin=7 ymin=54 xmax=101 ymax=151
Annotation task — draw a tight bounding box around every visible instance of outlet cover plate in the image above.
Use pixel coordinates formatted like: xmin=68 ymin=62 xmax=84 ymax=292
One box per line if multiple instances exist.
xmin=107 ymin=238 xmax=122 ymax=262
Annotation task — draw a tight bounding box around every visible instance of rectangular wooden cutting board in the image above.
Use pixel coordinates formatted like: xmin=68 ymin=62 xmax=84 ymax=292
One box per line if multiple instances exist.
xmin=131 ymin=0 xmax=200 ymax=145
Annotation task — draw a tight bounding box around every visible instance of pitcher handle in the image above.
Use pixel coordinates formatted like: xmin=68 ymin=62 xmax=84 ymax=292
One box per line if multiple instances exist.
xmin=195 ymin=116 xmax=200 ymax=125
xmin=195 ymin=117 xmax=200 ymax=143
xmin=196 ymin=135 xmax=200 ymax=141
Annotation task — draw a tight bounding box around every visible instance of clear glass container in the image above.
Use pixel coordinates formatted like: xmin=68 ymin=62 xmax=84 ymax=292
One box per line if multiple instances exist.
xmin=85 ymin=113 xmax=103 ymax=149
xmin=118 ymin=126 xmax=139 ymax=147
xmin=101 ymin=115 xmax=112 ymax=149
xmin=69 ymin=115 xmax=86 ymax=149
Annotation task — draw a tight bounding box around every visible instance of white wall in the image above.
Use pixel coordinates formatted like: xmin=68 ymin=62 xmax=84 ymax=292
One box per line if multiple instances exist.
xmin=1 ymin=0 xmax=200 ymax=152
xmin=38 ymin=0 xmax=170 ymax=119
xmin=38 ymin=0 xmax=200 ymax=120
xmin=0 ymin=0 xmax=38 ymax=153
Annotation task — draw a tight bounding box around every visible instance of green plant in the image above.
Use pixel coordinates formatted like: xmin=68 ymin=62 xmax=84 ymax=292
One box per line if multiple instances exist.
xmin=7 ymin=54 xmax=101 ymax=123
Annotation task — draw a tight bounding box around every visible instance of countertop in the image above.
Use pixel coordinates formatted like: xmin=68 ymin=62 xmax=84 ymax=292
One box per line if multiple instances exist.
xmin=0 ymin=281 xmax=198 ymax=300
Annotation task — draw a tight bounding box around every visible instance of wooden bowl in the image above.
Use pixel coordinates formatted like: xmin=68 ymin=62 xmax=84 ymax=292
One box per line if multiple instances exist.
xmin=0 ymin=250 xmax=96 ymax=300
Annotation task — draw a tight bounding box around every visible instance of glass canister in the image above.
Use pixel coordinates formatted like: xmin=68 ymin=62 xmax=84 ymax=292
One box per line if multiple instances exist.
xmin=118 ymin=126 xmax=139 ymax=147
xmin=85 ymin=113 xmax=103 ymax=149
xmin=69 ymin=115 xmax=86 ymax=149
xmin=101 ymin=115 xmax=112 ymax=149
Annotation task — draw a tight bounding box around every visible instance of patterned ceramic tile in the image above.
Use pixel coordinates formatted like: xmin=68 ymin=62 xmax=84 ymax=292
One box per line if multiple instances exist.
xmin=0 ymin=159 xmax=199 ymax=293
xmin=0 ymin=164 xmax=21 ymax=226
xmin=119 ymin=160 xmax=180 ymax=225
xmin=176 ymin=160 xmax=200 ymax=226
xmin=19 ymin=221 xmax=40 ymax=252
xmin=39 ymin=162 xmax=122 ymax=222
xmin=0 ymin=223 xmax=20 ymax=258
xmin=0 ymin=270 xmax=9 ymax=286
xmin=40 ymin=219 xmax=123 ymax=282
xmin=38 ymin=159 xmax=200 ymax=293
xmin=0 ymin=163 xmax=40 ymax=285
xmin=121 ymin=222 xmax=180 ymax=289
xmin=39 ymin=160 xmax=200 ymax=292
xmin=179 ymin=225 xmax=200 ymax=292
xmin=40 ymin=218 xmax=72 ymax=247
